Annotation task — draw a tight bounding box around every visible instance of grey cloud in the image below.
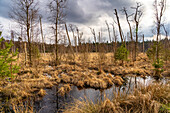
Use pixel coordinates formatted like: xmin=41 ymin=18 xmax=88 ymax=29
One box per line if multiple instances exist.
xmin=102 ymin=0 xmax=136 ymax=17
xmin=0 ymin=0 xmax=136 ymax=24
xmin=66 ymin=0 xmax=94 ymax=23
xmin=0 ymin=0 xmax=11 ymax=19
xmin=39 ymin=0 xmax=92 ymax=24
xmin=65 ymin=0 xmax=135 ymax=24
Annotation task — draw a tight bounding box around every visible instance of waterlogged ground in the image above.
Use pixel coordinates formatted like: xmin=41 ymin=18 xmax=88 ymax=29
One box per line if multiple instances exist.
xmin=1 ymin=53 xmax=169 ymax=112
xmin=34 ymin=76 xmax=169 ymax=113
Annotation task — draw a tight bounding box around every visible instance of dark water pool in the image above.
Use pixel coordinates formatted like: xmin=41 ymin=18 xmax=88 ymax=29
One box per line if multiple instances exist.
xmin=34 ymin=76 xmax=169 ymax=113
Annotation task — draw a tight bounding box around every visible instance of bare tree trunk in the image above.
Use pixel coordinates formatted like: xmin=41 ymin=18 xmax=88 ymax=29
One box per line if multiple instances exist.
xmin=134 ymin=23 xmax=138 ymax=61
xmin=143 ymin=34 xmax=145 ymax=53
xmin=123 ymin=7 xmax=134 ymax=60
xmin=114 ymin=9 xmax=124 ymax=43
xmin=105 ymin=21 xmax=112 ymax=43
xmin=153 ymin=0 xmax=166 ymax=61
xmin=98 ymin=32 xmax=101 ymax=44
xmin=24 ymin=42 xmax=27 ymax=65
xmin=70 ymin=25 xmax=78 ymax=54
xmin=55 ymin=20 xmax=59 ymax=64
xmin=55 ymin=1 xmax=59 ymax=65
xmin=78 ymin=32 xmax=83 ymax=53
xmin=18 ymin=37 xmax=22 ymax=59
xmin=11 ymin=30 xmax=15 ymax=53
xmin=76 ymin=27 xmax=82 ymax=52
xmin=111 ymin=23 xmax=117 ymax=53
xmin=162 ymin=24 xmax=169 ymax=63
xmin=39 ymin=16 xmax=46 ymax=56
xmin=65 ymin=23 xmax=75 ymax=56
xmin=75 ymin=36 xmax=78 ymax=53
xmin=18 ymin=27 xmax=23 ymax=59
xmin=132 ymin=3 xmax=143 ymax=61
xmin=10 ymin=0 xmax=39 ymax=66
xmin=90 ymin=28 xmax=97 ymax=52
xmin=26 ymin=6 xmax=32 ymax=66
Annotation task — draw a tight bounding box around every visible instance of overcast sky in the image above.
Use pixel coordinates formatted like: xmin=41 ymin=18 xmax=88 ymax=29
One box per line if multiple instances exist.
xmin=0 ymin=0 xmax=170 ymax=43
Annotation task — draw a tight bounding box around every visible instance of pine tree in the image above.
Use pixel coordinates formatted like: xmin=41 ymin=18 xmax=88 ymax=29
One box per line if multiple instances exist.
xmin=114 ymin=44 xmax=129 ymax=65
xmin=0 ymin=31 xmax=19 ymax=79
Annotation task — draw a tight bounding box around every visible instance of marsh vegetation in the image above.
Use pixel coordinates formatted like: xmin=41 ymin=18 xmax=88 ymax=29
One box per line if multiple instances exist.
xmin=0 ymin=0 xmax=170 ymax=113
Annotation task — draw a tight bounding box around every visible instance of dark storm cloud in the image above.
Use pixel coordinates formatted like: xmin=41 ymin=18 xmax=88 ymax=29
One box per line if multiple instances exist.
xmin=66 ymin=0 xmax=93 ymax=23
xmin=65 ymin=0 xmax=134 ymax=24
xmin=104 ymin=0 xmax=135 ymax=16
xmin=38 ymin=0 xmax=94 ymax=24
xmin=96 ymin=0 xmax=134 ymax=12
xmin=0 ymin=0 xmax=135 ymax=24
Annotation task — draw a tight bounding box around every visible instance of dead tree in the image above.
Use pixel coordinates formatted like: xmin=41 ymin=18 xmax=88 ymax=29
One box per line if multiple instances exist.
xmin=143 ymin=34 xmax=145 ymax=53
xmin=162 ymin=24 xmax=169 ymax=63
xmin=111 ymin=23 xmax=117 ymax=53
xmin=11 ymin=30 xmax=15 ymax=53
xmin=98 ymin=31 xmax=101 ymax=44
xmin=131 ymin=2 xmax=143 ymax=61
xmin=65 ymin=23 xmax=74 ymax=54
xmin=122 ymin=7 xmax=134 ymax=59
xmin=10 ymin=0 xmax=39 ymax=66
xmin=105 ymin=20 xmax=112 ymax=43
xmin=114 ymin=9 xmax=124 ymax=43
xmin=162 ymin=24 xmax=168 ymax=47
xmin=39 ymin=15 xmax=46 ymax=56
xmin=17 ymin=26 xmax=23 ymax=58
xmin=76 ymin=27 xmax=83 ymax=52
xmin=17 ymin=37 xmax=22 ymax=58
xmin=154 ymin=0 xmax=166 ymax=60
xmin=65 ymin=23 xmax=75 ymax=65
xmin=78 ymin=32 xmax=83 ymax=52
xmin=70 ymin=24 xmax=78 ymax=53
xmin=90 ymin=27 xmax=97 ymax=52
xmin=48 ymin=0 xmax=67 ymax=65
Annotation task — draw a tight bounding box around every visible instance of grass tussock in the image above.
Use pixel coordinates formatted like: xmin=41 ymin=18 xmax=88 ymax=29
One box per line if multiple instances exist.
xmin=1 ymin=53 xmax=169 ymax=112
xmin=37 ymin=89 xmax=46 ymax=97
xmin=11 ymin=100 xmax=34 ymax=113
xmin=0 ymin=74 xmax=60 ymax=105
xmin=63 ymin=98 xmax=101 ymax=113
xmin=63 ymin=83 xmax=170 ymax=113
xmin=58 ymin=84 xmax=71 ymax=96
xmin=59 ymin=70 xmax=125 ymax=89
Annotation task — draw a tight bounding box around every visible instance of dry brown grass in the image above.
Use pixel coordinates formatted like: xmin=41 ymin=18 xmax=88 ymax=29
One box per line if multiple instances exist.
xmin=58 ymin=84 xmax=71 ymax=96
xmin=1 ymin=53 xmax=169 ymax=112
xmin=11 ymin=100 xmax=34 ymax=113
xmin=58 ymin=70 xmax=125 ymax=89
xmin=77 ymin=81 xmax=84 ymax=88
xmin=0 ymin=72 xmax=61 ymax=106
xmin=63 ymin=98 xmax=101 ymax=113
xmin=37 ymin=89 xmax=46 ymax=97
xmin=63 ymin=83 xmax=170 ymax=113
